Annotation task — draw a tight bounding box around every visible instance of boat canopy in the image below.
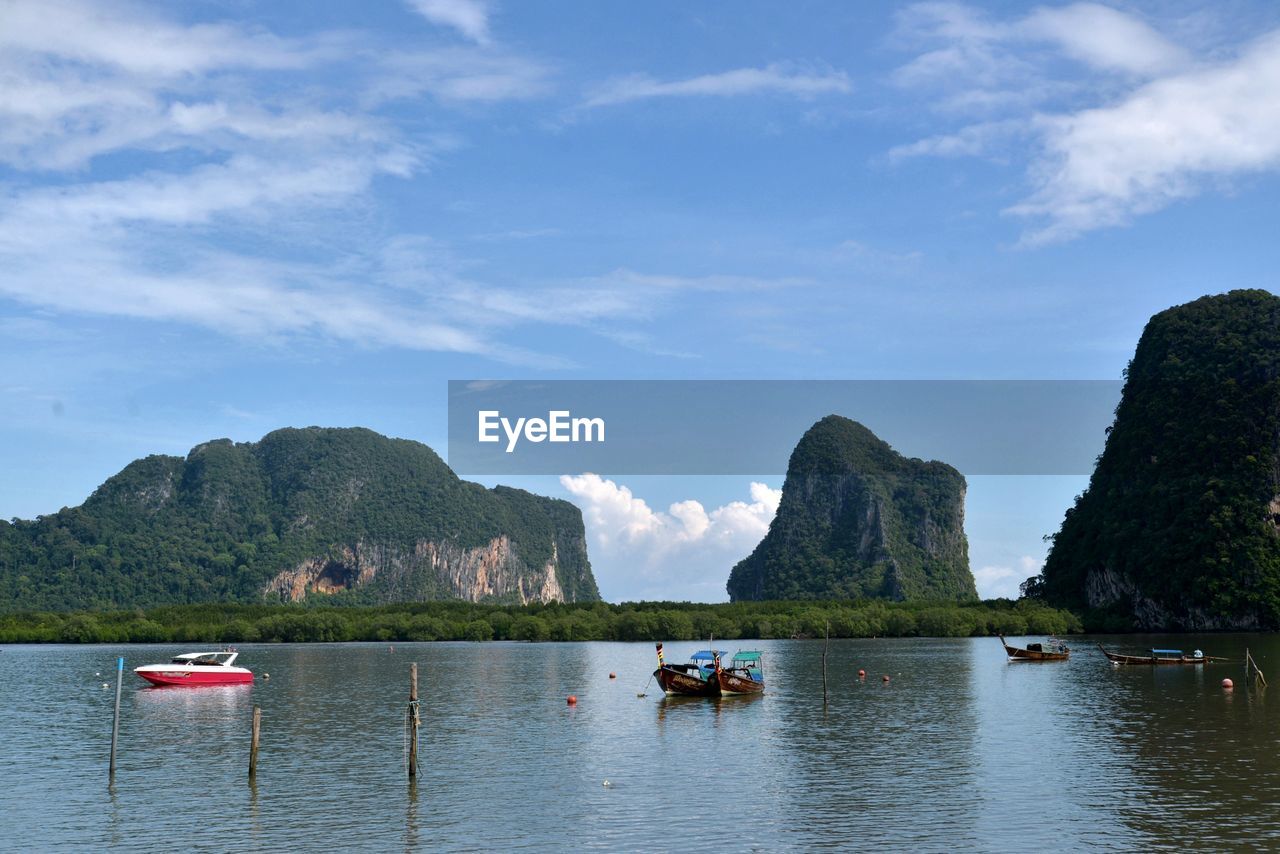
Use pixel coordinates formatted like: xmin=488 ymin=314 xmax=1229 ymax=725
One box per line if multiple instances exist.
xmin=1151 ymin=649 xmax=1183 ymax=655
xmin=690 ymin=650 xmax=727 ymax=661
xmin=732 ymin=651 xmax=763 ymax=662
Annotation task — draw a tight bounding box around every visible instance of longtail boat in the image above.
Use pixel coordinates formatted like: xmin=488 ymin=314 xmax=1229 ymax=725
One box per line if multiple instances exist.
xmin=1097 ymin=645 xmax=1225 ymax=665
xmin=653 ymin=643 xmax=721 ymax=696
xmin=711 ymin=650 xmax=765 ymax=695
xmin=1000 ymin=636 xmax=1070 ymax=662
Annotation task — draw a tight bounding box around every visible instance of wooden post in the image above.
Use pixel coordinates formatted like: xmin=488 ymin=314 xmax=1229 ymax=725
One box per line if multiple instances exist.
xmin=822 ymin=621 xmax=830 ymax=705
xmin=249 ymin=706 xmax=261 ymax=780
xmin=408 ymin=663 xmax=420 ymax=779
xmin=109 ymin=656 xmax=123 ymax=781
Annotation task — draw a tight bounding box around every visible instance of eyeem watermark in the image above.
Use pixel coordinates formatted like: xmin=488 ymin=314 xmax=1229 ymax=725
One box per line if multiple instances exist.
xmin=449 ymin=379 xmax=1123 ymax=475
xmin=478 ymin=410 xmax=605 ymax=453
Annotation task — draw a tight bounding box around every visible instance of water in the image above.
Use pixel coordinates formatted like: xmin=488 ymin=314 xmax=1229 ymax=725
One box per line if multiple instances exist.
xmin=2 ymin=636 xmax=1279 ymax=852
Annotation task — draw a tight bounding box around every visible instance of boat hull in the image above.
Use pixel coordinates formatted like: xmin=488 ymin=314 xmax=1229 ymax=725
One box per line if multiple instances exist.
xmin=1098 ymin=645 xmax=1209 ymax=665
xmin=135 ymin=667 xmax=253 ymax=686
xmin=654 ymin=666 xmax=717 ymax=697
xmin=1000 ymin=636 xmax=1069 ymax=662
xmin=712 ymin=669 xmax=764 ymax=695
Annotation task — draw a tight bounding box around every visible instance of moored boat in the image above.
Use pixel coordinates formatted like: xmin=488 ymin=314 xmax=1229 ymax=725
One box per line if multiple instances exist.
xmin=1097 ymin=645 xmax=1222 ymax=665
xmin=134 ymin=650 xmax=254 ymax=686
xmin=1000 ymin=636 xmax=1070 ymax=662
xmin=711 ymin=650 xmax=765 ymax=695
xmin=653 ymin=643 xmax=721 ymax=697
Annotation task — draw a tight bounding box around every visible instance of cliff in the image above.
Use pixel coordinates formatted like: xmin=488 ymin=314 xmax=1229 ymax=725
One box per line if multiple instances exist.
xmin=0 ymin=427 xmax=600 ymax=610
xmin=1031 ymin=290 xmax=1280 ymax=630
xmin=727 ymin=415 xmax=975 ymax=602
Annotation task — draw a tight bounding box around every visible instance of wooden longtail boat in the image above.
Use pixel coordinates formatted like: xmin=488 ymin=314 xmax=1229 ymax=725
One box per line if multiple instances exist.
xmin=1097 ymin=645 xmax=1225 ymax=665
xmin=999 ymin=636 xmax=1070 ymax=662
xmin=653 ymin=644 xmax=721 ymax=697
xmin=711 ymin=651 xmax=765 ymax=695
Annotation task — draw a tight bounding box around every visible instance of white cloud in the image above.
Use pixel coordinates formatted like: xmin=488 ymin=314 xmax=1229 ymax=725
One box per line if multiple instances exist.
xmin=407 ymin=0 xmax=491 ymax=44
xmin=559 ymin=474 xmax=782 ymax=600
xmin=1019 ymin=3 xmax=1188 ymax=76
xmin=892 ymin=3 xmax=1280 ymax=242
xmin=973 ymin=555 xmax=1041 ymax=599
xmin=583 ymin=63 xmax=851 ymax=108
xmin=1011 ymin=30 xmax=1280 ymax=244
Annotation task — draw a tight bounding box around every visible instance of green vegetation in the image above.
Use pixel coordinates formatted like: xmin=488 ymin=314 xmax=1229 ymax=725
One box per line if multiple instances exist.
xmin=1030 ymin=290 xmax=1280 ymax=630
xmin=729 ymin=415 xmax=975 ymax=602
xmin=0 ymin=427 xmax=599 ymax=611
xmin=0 ymin=598 xmax=1081 ymax=644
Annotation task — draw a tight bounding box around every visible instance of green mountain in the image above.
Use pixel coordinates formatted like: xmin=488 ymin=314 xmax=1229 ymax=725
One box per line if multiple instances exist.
xmin=727 ymin=415 xmax=975 ymax=602
xmin=1030 ymin=290 xmax=1280 ymax=630
xmin=0 ymin=427 xmax=600 ymax=611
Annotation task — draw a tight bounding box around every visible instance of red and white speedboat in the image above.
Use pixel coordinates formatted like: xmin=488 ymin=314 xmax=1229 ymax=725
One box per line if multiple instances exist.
xmin=134 ymin=650 xmax=254 ymax=687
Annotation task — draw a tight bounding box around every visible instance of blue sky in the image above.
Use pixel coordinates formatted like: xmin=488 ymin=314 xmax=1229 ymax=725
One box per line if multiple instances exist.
xmin=2 ymin=0 xmax=1278 ymax=601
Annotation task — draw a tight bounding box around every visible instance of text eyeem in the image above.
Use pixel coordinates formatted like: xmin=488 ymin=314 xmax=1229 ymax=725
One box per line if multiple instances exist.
xmin=477 ymin=410 xmax=605 ymax=453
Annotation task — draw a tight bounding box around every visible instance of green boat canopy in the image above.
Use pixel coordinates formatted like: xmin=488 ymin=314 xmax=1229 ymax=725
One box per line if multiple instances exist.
xmin=732 ymin=651 xmax=763 ymax=662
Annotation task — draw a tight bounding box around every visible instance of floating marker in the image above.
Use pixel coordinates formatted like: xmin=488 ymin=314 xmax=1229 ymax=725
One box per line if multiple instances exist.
xmin=567 ymin=695 xmax=577 ymax=705
xmin=1222 ymin=678 xmax=1234 ymax=689
xmin=882 ymin=675 xmax=890 ymax=683
xmin=609 ymin=672 xmax=617 ymax=679
xmin=858 ymin=669 xmax=866 ymax=679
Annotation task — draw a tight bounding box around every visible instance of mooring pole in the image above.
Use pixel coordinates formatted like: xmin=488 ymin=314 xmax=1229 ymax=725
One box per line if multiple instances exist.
xmin=408 ymin=663 xmax=420 ymax=779
xmin=109 ymin=656 xmax=123 ymax=781
xmin=249 ymin=706 xmax=262 ymax=780
xmin=822 ymin=622 xmax=830 ymax=706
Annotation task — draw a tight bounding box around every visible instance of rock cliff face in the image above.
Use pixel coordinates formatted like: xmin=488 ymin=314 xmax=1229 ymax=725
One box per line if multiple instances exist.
xmin=0 ymin=427 xmax=599 ymax=610
xmin=264 ymin=536 xmax=568 ymax=604
xmin=1033 ymin=290 xmax=1280 ymax=629
xmin=727 ymin=415 xmax=975 ymax=602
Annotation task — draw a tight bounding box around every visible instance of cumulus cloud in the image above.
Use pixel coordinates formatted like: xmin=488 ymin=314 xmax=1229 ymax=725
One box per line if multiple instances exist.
xmin=559 ymin=475 xmax=782 ymax=600
xmin=973 ymin=555 xmax=1042 ymax=599
xmin=583 ymin=63 xmax=851 ymax=108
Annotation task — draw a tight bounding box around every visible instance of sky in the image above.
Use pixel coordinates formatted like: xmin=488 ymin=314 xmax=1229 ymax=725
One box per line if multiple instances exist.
xmin=2 ymin=0 xmax=1278 ymax=602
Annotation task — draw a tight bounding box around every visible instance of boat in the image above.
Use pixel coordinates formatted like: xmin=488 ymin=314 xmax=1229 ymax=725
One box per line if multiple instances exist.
xmin=1000 ymin=635 xmax=1070 ymax=662
xmin=653 ymin=643 xmax=721 ymax=697
xmin=711 ymin=650 xmax=765 ymax=695
xmin=1097 ymin=645 xmax=1222 ymax=665
xmin=134 ymin=650 xmax=254 ymax=686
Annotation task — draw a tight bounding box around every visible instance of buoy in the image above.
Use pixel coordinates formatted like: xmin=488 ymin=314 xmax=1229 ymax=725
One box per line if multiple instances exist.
xmin=389 ymin=645 xmax=394 ymax=653
xmin=1222 ymin=678 xmax=1234 ymax=689
xmin=602 ymin=780 xmax=613 ymax=788
xmin=857 ymin=669 xmax=866 ymax=678
xmin=881 ymin=675 xmax=890 ymax=683
xmin=263 ymin=673 xmax=270 ymax=680
xmin=567 ymin=695 xmax=577 ymax=705
xmin=609 ymin=672 xmax=617 ymax=679
xmin=102 ymin=682 xmax=109 ymax=689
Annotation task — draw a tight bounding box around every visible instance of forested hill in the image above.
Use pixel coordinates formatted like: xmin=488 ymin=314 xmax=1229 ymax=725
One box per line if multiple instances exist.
xmin=1030 ymin=289 xmax=1280 ymax=629
xmin=727 ymin=415 xmax=975 ymax=602
xmin=0 ymin=427 xmax=600 ymax=611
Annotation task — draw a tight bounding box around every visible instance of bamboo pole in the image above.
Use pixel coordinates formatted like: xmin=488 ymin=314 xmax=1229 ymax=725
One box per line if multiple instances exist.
xmin=249 ymin=706 xmax=261 ymax=780
xmin=822 ymin=621 xmax=829 ymax=706
xmin=109 ymin=656 xmax=123 ymax=782
xmin=408 ymin=663 xmax=420 ymax=779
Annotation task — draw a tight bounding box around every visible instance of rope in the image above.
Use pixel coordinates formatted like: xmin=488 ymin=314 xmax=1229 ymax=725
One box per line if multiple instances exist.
xmin=403 ymin=700 xmax=420 ymax=772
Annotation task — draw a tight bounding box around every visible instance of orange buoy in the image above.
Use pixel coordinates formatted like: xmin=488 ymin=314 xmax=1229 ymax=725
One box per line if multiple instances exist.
xmin=609 ymin=672 xmax=617 ymax=679
xmin=857 ymin=669 xmax=866 ymax=678
xmin=881 ymin=675 xmax=890 ymax=683
xmin=1222 ymin=678 xmax=1234 ymax=689
xmin=567 ymin=695 xmax=578 ymax=705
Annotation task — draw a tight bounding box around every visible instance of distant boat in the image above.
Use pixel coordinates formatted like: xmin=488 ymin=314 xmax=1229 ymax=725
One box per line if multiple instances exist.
xmin=653 ymin=643 xmax=721 ymax=697
xmin=711 ymin=650 xmax=765 ymax=695
xmin=1000 ymin=636 xmax=1070 ymax=662
xmin=1097 ymin=645 xmax=1223 ymax=665
xmin=134 ymin=650 xmax=254 ymax=686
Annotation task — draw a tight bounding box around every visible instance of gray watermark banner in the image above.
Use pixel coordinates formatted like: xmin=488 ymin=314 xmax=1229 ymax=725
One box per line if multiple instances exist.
xmin=447 ymin=380 xmax=1121 ymax=475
